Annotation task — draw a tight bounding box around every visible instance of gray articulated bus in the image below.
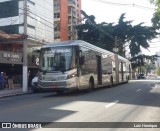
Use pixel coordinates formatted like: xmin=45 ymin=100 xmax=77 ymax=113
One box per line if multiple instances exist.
xmin=31 ymin=40 xmax=132 ymax=94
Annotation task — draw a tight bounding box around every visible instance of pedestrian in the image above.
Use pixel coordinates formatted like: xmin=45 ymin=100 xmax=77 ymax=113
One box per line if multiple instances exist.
xmin=3 ymin=72 xmax=8 ymax=88
xmin=0 ymin=72 xmax=6 ymax=90
xmin=8 ymin=76 xmax=14 ymax=90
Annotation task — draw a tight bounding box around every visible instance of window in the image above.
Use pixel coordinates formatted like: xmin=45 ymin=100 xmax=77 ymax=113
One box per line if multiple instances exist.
xmin=68 ymin=7 xmax=76 ymax=15
xmin=68 ymin=7 xmax=72 ymax=14
xmin=0 ymin=25 xmax=19 ymax=34
xmin=54 ymin=26 xmax=60 ymax=32
xmin=54 ymin=13 xmax=60 ymax=19
xmin=28 ymin=24 xmax=35 ymax=29
xmin=68 ymin=0 xmax=76 ymax=5
xmin=0 ymin=1 xmax=19 ymax=18
xmin=54 ymin=35 xmax=60 ymax=40
xmin=54 ymin=2 xmax=60 ymax=10
xmin=54 ymin=2 xmax=60 ymax=7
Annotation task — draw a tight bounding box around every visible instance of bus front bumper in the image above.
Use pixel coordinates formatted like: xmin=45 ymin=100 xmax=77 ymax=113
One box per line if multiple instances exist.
xmin=33 ymin=80 xmax=77 ymax=92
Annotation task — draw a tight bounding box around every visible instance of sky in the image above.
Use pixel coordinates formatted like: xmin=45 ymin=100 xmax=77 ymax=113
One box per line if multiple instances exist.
xmin=81 ymin=0 xmax=160 ymax=55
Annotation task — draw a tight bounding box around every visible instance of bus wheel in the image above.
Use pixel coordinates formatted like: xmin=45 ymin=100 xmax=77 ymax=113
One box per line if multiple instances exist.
xmin=56 ymin=90 xmax=64 ymax=95
xmin=110 ymin=76 xmax=113 ymax=87
xmin=87 ymin=78 xmax=94 ymax=92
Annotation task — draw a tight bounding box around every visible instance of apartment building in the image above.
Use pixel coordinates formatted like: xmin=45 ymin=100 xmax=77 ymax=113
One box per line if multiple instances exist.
xmin=0 ymin=0 xmax=54 ymax=89
xmin=54 ymin=0 xmax=81 ymax=41
xmin=0 ymin=0 xmax=54 ymax=42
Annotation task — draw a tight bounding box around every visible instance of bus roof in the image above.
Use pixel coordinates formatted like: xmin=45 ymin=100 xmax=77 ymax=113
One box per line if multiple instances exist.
xmin=43 ymin=40 xmax=114 ymax=55
xmin=43 ymin=40 xmax=130 ymax=62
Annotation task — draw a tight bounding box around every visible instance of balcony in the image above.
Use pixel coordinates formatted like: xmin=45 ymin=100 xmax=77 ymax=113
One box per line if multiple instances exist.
xmin=68 ymin=1 xmax=76 ymax=8
xmin=54 ymin=18 xmax=60 ymax=22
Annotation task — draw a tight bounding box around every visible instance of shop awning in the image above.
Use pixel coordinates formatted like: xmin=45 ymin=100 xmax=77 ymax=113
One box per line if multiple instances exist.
xmin=0 ymin=30 xmax=26 ymax=41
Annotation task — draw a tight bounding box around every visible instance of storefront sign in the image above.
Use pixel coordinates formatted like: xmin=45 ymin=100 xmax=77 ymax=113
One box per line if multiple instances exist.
xmin=0 ymin=51 xmax=23 ymax=64
xmin=3 ymin=52 xmax=20 ymax=61
xmin=3 ymin=53 xmax=20 ymax=59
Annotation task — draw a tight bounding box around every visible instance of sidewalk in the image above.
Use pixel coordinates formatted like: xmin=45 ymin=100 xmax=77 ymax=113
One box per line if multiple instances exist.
xmin=0 ymin=88 xmax=33 ymax=98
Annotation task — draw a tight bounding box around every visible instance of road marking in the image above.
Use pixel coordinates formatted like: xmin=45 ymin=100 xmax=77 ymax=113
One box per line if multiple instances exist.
xmin=105 ymin=100 xmax=119 ymax=108
xmin=155 ymin=84 xmax=160 ymax=87
xmin=137 ymin=89 xmax=141 ymax=92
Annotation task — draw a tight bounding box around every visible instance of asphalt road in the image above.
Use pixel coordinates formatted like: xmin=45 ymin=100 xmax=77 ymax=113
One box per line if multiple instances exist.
xmin=0 ymin=79 xmax=160 ymax=131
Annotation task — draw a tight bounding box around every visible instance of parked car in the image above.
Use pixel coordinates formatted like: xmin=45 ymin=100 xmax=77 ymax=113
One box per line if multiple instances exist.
xmin=137 ymin=73 xmax=145 ymax=79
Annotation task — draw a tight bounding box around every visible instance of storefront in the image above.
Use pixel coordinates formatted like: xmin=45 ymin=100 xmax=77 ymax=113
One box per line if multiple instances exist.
xmin=0 ymin=33 xmax=40 ymax=90
xmin=0 ymin=51 xmax=23 ymax=88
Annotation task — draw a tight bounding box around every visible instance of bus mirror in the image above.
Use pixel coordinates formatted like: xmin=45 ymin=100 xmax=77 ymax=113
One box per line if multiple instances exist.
xmin=79 ymin=56 xmax=85 ymax=65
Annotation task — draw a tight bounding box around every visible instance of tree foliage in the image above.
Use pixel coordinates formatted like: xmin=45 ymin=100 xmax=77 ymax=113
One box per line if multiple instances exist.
xmin=130 ymin=54 xmax=159 ymax=69
xmin=75 ymin=10 xmax=158 ymax=58
xmin=128 ymin=23 xmax=157 ymax=56
xmin=156 ymin=67 xmax=160 ymax=75
xmin=149 ymin=0 xmax=160 ymax=28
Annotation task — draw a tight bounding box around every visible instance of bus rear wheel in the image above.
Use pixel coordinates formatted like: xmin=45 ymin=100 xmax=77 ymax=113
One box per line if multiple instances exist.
xmin=87 ymin=78 xmax=94 ymax=92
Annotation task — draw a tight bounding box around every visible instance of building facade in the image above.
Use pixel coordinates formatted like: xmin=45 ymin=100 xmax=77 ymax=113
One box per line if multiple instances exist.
xmin=0 ymin=0 xmax=54 ymax=89
xmin=0 ymin=0 xmax=54 ymax=42
xmin=54 ymin=0 xmax=81 ymax=41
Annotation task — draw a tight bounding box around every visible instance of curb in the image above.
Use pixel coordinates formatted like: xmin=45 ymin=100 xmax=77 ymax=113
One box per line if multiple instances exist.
xmin=0 ymin=91 xmax=33 ymax=98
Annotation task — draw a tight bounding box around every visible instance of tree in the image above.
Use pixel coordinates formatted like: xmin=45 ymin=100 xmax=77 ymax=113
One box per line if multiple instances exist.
xmin=114 ymin=14 xmax=132 ymax=56
xmin=156 ymin=67 xmax=160 ymax=75
xmin=75 ymin=10 xmax=100 ymax=45
xmin=130 ymin=54 xmax=159 ymax=70
xmin=149 ymin=0 xmax=160 ymax=28
xmin=76 ymin=10 xmax=158 ymax=57
xmin=128 ymin=23 xmax=158 ymax=57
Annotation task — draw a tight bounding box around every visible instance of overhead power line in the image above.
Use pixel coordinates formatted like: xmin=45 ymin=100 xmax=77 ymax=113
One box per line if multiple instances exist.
xmin=92 ymin=0 xmax=156 ymax=10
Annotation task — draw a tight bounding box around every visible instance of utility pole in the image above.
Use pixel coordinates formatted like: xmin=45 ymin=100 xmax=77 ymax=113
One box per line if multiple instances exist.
xmin=23 ymin=0 xmax=28 ymax=92
xmin=114 ymin=36 xmax=119 ymax=84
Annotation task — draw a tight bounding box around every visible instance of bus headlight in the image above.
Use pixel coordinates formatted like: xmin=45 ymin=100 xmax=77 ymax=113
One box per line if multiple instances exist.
xmin=67 ymin=73 xmax=77 ymax=79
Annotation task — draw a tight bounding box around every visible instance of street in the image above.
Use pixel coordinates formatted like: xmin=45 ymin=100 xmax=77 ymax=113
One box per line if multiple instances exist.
xmin=0 ymin=79 xmax=160 ymax=131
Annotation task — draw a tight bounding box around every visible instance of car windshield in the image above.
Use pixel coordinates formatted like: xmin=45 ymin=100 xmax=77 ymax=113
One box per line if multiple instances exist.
xmin=39 ymin=47 xmax=75 ymax=72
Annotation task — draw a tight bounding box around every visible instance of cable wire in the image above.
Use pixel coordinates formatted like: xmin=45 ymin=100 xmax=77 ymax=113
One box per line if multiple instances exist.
xmin=92 ymin=0 xmax=156 ymax=10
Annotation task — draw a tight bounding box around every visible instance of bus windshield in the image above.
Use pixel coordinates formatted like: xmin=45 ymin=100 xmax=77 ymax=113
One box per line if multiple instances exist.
xmin=39 ymin=47 xmax=75 ymax=72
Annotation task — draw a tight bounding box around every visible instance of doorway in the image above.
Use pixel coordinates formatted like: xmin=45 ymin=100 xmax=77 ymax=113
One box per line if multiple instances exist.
xmin=97 ymin=56 xmax=102 ymax=85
